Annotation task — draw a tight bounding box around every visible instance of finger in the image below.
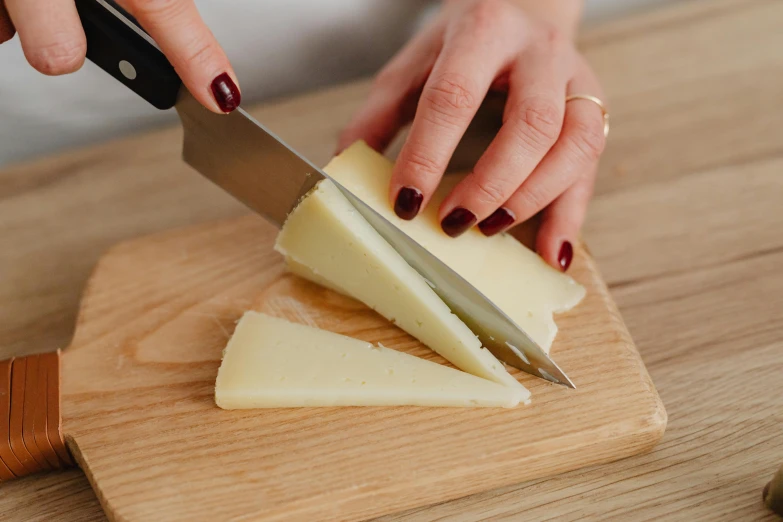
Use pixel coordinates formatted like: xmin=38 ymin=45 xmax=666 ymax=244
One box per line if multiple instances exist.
xmin=481 ymin=64 xmax=606 ymax=237
xmin=439 ymin=43 xmax=572 ymax=237
xmin=5 ymin=0 xmax=86 ymax=75
xmin=125 ymin=0 xmax=239 ymax=113
xmin=535 ymin=172 xmax=595 ymax=272
xmin=337 ymin=23 xmax=443 ymax=155
xmin=389 ymin=16 xmax=517 ymax=221
xmin=0 ymin=2 xmax=15 ymax=44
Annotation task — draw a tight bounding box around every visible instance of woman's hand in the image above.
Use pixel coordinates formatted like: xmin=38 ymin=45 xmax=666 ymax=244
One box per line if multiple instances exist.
xmin=339 ymin=0 xmax=606 ymax=272
xmin=0 ymin=0 xmax=240 ymax=113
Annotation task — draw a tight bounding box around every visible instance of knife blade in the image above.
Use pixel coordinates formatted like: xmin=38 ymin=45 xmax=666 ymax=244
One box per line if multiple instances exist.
xmin=75 ymin=0 xmax=575 ymax=388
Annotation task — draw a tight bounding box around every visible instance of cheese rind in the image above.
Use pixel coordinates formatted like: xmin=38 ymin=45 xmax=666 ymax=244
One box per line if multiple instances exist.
xmin=215 ymin=312 xmax=529 ymax=408
xmin=322 ymin=142 xmax=585 ymax=352
xmin=275 ymin=181 xmax=523 ymax=389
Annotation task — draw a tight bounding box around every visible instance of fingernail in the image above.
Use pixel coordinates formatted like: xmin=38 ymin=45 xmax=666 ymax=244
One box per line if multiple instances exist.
xmin=211 ymin=72 xmax=241 ymax=113
xmin=478 ymin=207 xmax=515 ymax=237
xmin=558 ymin=241 xmax=574 ymax=272
xmin=441 ymin=207 xmax=477 ymax=238
xmin=394 ymin=187 xmax=423 ymax=220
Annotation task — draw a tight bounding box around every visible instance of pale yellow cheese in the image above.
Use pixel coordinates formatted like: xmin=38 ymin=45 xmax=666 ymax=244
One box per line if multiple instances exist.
xmin=275 ymin=180 xmax=523 ymax=389
xmin=322 ymin=142 xmax=585 ymax=353
xmin=215 ymin=312 xmax=530 ymax=408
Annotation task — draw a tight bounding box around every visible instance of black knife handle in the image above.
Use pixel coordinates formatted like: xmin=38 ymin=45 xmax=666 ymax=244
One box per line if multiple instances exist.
xmin=75 ymin=0 xmax=182 ymax=110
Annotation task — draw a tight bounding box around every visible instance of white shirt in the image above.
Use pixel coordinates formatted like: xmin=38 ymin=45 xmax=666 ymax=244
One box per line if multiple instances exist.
xmin=0 ymin=0 xmax=669 ymax=166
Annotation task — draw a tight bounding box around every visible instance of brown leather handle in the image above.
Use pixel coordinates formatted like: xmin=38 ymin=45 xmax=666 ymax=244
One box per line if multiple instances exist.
xmin=0 ymin=351 xmax=73 ymax=481
xmin=765 ymin=464 xmax=783 ymax=516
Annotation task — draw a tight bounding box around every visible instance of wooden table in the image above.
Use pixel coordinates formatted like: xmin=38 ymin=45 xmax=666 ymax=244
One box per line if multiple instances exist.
xmin=1 ymin=0 xmax=781 ymax=519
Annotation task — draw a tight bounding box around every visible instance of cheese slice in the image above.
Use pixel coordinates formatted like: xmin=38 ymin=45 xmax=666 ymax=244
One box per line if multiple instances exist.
xmin=275 ymin=179 xmax=522 ymax=389
xmin=321 ymin=142 xmax=585 ymax=352
xmin=215 ymin=312 xmax=530 ymax=408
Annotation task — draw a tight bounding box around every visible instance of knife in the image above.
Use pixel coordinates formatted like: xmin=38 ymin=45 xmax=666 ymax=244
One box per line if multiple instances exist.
xmin=74 ymin=0 xmax=575 ymax=388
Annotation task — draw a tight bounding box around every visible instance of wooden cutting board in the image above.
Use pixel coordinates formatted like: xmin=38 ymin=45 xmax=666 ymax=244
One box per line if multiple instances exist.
xmin=0 ymin=214 xmax=665 ymax=522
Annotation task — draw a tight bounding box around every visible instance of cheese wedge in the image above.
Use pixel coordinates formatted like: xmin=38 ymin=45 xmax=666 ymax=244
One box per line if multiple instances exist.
xmin=215 ymin=312 xmax=530 ymax=408
xmin=275 ymin=179 xmax=522 ymax=389
xmin=320 ymin=142 xmax=585 ymax=352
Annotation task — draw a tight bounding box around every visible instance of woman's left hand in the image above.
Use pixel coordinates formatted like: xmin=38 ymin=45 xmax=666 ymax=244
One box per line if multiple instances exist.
xmin=338 ymin=0 xmax=607 ymax=272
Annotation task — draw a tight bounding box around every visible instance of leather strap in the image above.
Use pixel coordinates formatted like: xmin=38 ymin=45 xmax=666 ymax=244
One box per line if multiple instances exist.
xmin=0 ymin=351 xmax=72 ymax=481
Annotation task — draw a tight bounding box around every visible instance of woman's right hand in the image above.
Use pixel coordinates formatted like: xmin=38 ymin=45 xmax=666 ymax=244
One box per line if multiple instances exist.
xmin=0 ymin=0 xmax=240 ymax=113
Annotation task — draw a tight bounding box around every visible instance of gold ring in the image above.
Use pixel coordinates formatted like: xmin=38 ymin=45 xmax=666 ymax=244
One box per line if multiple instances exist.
xmin=566 ymin=94 xmax=609 ymax=138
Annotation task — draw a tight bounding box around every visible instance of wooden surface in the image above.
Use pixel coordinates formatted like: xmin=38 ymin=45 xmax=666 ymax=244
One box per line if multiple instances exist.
xmin=0 ymin=0 xmax=781 ymax=519
xmin=49 ymin=214 xmax=660 ymax=522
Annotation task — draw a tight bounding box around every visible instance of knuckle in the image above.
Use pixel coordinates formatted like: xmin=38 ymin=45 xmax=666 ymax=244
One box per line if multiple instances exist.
xmin=130 ymin=0 xmax=187 ymax=19
xmin=471 ymin=178 xmax=508 ymax=205
xmin=426 ymin=73 xmax=477 ymax=113
xmin=515 ymin=186 xmax=550 ymax=217
xmin=26 ymin=38 xmax=86 ymax=75
xmin=453 ymin=0 xmax=513 ymax=48
xmin=570 ymin=177 xmax=596 ymax=201
xmin=182 ymin=36 xmax=215 ymax=68
xmin=467 ymin=0 xmax=507 ymax=31
xmin=509 ymin=97 xmax=562 ymax=149
xmin=417 ymin=74 xmax=478 ymax=131
xmin=566 ymin=117 xmax=606 ymax=162
xmin=337 ymin=127 xmax=355 ymax=147
xmin=373 ymin=65 xmax=399 ymax=90
xmin=530 ymin=26 xmax=575 ymax=67
xmin=539 ymin=24 xmax=568 ymax=52
xmin=370 ymin=66 xmax=408 ymax=102
xmin=402 ymin=148 xmax=442 ymax=180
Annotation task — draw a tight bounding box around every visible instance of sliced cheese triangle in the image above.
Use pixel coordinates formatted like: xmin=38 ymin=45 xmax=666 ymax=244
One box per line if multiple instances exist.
xmin=215 ymin=312 xmax=529 ymax=408
xmin=275 ymin=178 xmax=523 ymax=389
xmin=323 ymin=142 xmax=586 ymax=353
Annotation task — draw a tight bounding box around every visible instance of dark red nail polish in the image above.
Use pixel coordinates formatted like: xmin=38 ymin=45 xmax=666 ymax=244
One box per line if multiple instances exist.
xmin=394 ymin=187 xmax=423 ymax=220
xmin=211 ymin=73 xmax=241 ymax=113
xmin=478 ymin=207 xmax=515 ymax=237
xmin=558 ymin=241 xmax=573 ymax=272
xmin=441 ymin=207 xmax=477 ymax=238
